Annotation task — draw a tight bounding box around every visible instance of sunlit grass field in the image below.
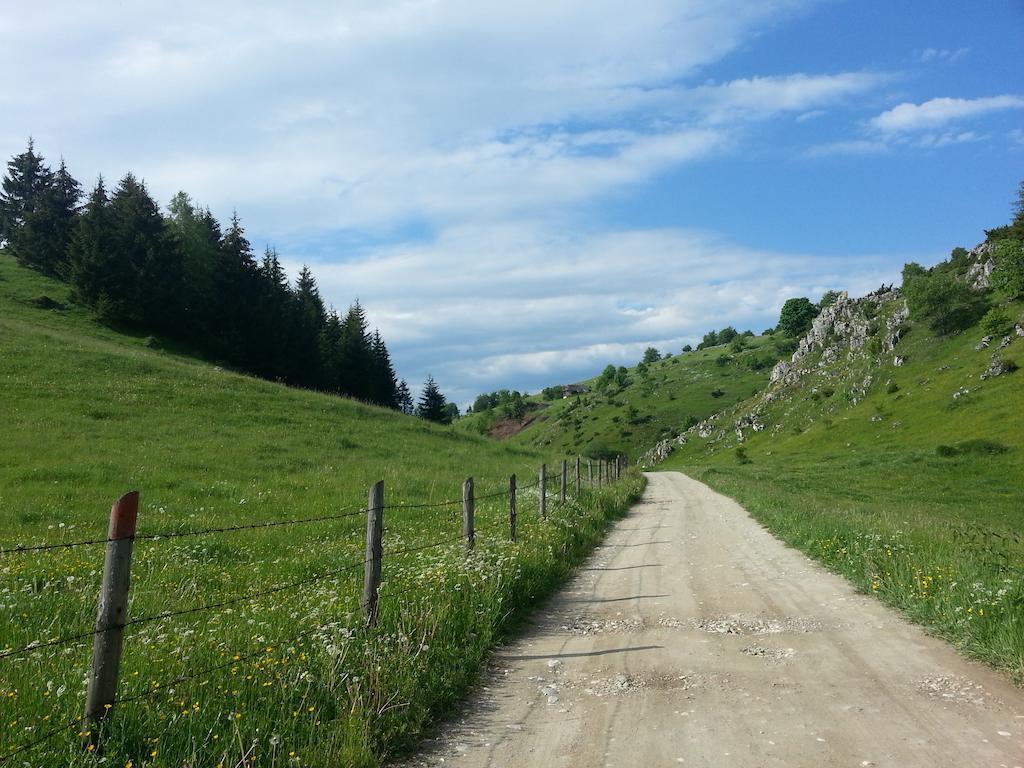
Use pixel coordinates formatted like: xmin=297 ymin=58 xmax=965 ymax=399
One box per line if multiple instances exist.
xmin=457 ymin=337 xmax=777 ymax=459
xmin=0 ymin=255 xmax=645 ymax=767
xmin=665 ymin=298 xmax=1024 ymax=681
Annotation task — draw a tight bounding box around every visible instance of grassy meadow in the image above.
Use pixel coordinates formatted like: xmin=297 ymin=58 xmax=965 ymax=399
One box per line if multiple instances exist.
xmin=0 ymin=254 xmax=645 ymax=767
xmin=664 ymin=295 xmax=1024 ymax=680
xmin=457 ymin=335 xmax=781 ymax=460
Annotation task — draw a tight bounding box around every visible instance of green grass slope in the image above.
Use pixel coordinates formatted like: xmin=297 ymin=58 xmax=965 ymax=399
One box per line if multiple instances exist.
xmin=0 ymin=254 xmax=644 ymax=767
xmin=663 ymin=287 xmax=1024 ymax=680
xmin=458 ymin=336 xmax=786 ymax=460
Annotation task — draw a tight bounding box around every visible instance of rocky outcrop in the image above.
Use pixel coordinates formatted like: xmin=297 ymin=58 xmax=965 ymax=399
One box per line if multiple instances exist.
xmin=965 ymin=242 xmax=996 ymax=290
xmin=639 ymin=440 xmax=673 ymax=466
xmin=770 ymin=288 xmax=904 ymax=388
xmin=980 ymin=354 xmax=1013 ymax=380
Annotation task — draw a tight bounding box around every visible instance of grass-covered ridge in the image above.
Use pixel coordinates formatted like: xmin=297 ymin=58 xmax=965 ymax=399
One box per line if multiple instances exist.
xmin=662 ymin=256 xmax=1024 ymax=680
xmin=457 ymin=334 xmax=787 ymax=460
xmin=0 ymin=254 xmax=645 ymax=767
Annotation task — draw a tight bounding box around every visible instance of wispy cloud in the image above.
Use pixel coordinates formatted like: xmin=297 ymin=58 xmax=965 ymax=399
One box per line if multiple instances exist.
xmin=917 ymin=47 xmax=970 ymax=64
xmin=871 ymin=95 xmax=1024 ymax=133
xmin=691 ymin=72 xmax=886 ymax=124
xmin=804 ymin=139 xmax=889 ymax=158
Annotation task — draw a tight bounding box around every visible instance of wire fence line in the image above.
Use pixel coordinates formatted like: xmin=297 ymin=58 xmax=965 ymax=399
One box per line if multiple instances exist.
xmin=0 ymin=482 xmax=545 ymax=557
xmin=0 ymin=455 xmax=629 ymax=762
xmin=0 ymin=506 xmax=370 ymax=556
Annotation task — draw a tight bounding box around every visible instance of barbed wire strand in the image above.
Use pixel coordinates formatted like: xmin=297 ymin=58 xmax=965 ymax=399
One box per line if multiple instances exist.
xmin=0 ymin=556 xmax=370 ymax=661
xmin=0 ymin=714 xmax=89 ymax=765
xmin=1 ymin=611 xmax=361 ymax=763
xmin=0 ymin=506 xmax=368 ymax=556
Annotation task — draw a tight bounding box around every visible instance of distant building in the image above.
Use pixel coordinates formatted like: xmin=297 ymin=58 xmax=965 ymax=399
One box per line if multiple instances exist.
xmin=562 ymin=384 xmax=589 ymax=397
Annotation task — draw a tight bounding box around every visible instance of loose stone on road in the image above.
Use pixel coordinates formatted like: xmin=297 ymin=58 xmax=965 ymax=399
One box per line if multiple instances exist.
xmin=401 ymin=472 xmax=1024 ymax=768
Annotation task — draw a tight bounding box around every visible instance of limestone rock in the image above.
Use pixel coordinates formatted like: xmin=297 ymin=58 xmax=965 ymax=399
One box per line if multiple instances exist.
xmin=965 ymin=243 xmax=996 ymax=290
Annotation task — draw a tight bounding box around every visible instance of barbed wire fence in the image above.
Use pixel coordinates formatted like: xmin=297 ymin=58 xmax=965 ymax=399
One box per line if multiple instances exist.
xmin=0 ymin=454 xmax=628 ymax=762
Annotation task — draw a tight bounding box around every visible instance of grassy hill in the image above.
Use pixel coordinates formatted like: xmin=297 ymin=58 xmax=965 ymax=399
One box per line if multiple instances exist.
xmin=660 ymin=275 xmax=1024 ymax=680
xmin=457 ymin=334 xmax=787 ymax=460
xmin=0 ymin=254 xmax=643 ymax=767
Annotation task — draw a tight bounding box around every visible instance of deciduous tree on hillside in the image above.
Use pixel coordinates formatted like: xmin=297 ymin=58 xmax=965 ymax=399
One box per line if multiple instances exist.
xmin=777 ymin=298 xmax=818 ymax=337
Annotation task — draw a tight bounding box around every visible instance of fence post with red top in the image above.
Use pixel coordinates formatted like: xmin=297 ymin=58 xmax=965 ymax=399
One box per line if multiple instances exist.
xmin=83 ymin=491 xmax=139 ymax=750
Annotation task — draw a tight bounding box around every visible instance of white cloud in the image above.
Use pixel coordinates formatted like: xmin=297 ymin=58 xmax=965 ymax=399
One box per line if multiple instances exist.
xmin=871 ymin=95 xmax=1024 ymax=133
xmin=804 ymin=139 xmax=889 ymax=158
xmin=918 ymin=47 xmax=970 ymax=64
xmin=691 ymin=72 xmax=885 ymax=124
xmin=2 ymin=1 xmax=874 ymax=236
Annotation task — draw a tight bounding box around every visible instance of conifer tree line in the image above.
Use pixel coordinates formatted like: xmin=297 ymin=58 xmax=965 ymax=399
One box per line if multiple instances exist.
xmin=0 ymin=139 xmax=424 ymax=411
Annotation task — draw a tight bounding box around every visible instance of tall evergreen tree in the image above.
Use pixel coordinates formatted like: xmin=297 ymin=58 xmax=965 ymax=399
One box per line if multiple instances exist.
xmin=290 ymin=265 xmax=326 ymax=388
xmin=167 ymin=192 xmax=220 ymax=337
xmin=107 ymin=173 xmax=184 ymax=330
xmin=251 ymin=245 xmax=296 ymax=380
xmin=12 ymin=157 xmax=82 ymax=276
xmin=368 ymin=330 xmax=399 ymax=407
xmin=416 ymin=375 xmax=448 ymax=423
xmin=339 ymin=300 xmax=373 ymax=400
xmin=214 ymin=211 xmax=261 ymax=362
xmin=396 ymin=379 xmax=414 ymax=415
xmin=0 ymin=138 xmax=52 ymax=249
xmin=66 ymin=176 xmax=114 ymax=311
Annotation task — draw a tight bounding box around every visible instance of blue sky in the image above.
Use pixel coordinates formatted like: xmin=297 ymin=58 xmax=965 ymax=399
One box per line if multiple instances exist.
xmin=2 ymin=1 xmax=1022 ymax=406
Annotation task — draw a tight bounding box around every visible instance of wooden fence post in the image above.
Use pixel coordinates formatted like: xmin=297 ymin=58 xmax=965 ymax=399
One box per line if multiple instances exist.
xmin=83 ymin=491 xmax=139 ymax=749
xmin=509 ymin=474 xmax=517 ymax=542
xmin=575 ymin=456 xmax=581 ymax=497
xmin=539 ymin=464 xmax=547 ymax=520
xmin=362 ymin=481 xmax=384 ymax=627
xmin=560 ymin=460 xmax=567 ymax=504
xmin=598 ymin=460 xmax=603 ymax=488
xmin=463 ymin=477 xmax=475 ymax=550
xmin=588 ymin=459 xmax=593 ymax=485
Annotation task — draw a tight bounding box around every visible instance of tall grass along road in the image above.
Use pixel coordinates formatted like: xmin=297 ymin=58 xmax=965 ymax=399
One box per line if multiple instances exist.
xmin=403 ymin=472 xmax=1024 ymax=768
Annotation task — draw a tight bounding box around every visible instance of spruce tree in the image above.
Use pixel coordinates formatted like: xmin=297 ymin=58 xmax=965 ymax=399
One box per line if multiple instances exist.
xmin=66 ymin=176 xmax=114 ymax=311
xmin=339 ymin=301 xmax=373 ymax=400
xmin=215 ymin=211 xmax=261 ymax=363
xmin=369 ymin=330 xmax=399 ymax=407
xmin=417 ymin=375 xmax=448 ymax=423
xmin=13 ymin=157 xmax=82 ymax=276
xmin=291 ymin=265 xmax=326 ymax=388
xmin=396 ymin=379 xmax=414 ymax=414
xmin=318 ymin=309 xmax=345 ymax=392
xmin=107 ymin=173 xmax=184 ymax=330
xmin=167 ymin=192 xmax=220 ymax=338
xmin=0 ymin=138 xmax=52 ymax=249
xmin=252 ymin=246 xmax=295 ymax=380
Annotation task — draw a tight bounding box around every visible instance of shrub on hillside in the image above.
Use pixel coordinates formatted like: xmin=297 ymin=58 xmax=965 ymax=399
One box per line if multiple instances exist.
xmin=903 ymin=268 xmax=986 ymax=336
xmin=980 ymin=307 xmax=1015 ymax=337
xmin=991 ymin=239 xmax=1024 ymax=299
xmin=778 ymin=297 xmax=819 ymax=337
xmin=717 ymin=326 xmax=739 ymax=344
xmin=818 ymin=290 xmax=840 ymax=309
xmin=773 ymin=337 xmax=798 ymax=357
xmin=642 ymin=347 xmax=661 ymax=364
xmin=936 ymin=439 xmax=1010 ymax=457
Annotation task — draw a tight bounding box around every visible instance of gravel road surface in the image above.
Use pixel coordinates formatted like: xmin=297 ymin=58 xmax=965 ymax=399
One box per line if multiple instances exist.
xmin=402 ymin=471 xmax=1024 ymax=768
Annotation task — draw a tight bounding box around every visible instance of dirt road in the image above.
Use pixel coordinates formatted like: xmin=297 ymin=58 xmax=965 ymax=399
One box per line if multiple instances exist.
xmin=404 ymin=472 xmax=1024 ymax=768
